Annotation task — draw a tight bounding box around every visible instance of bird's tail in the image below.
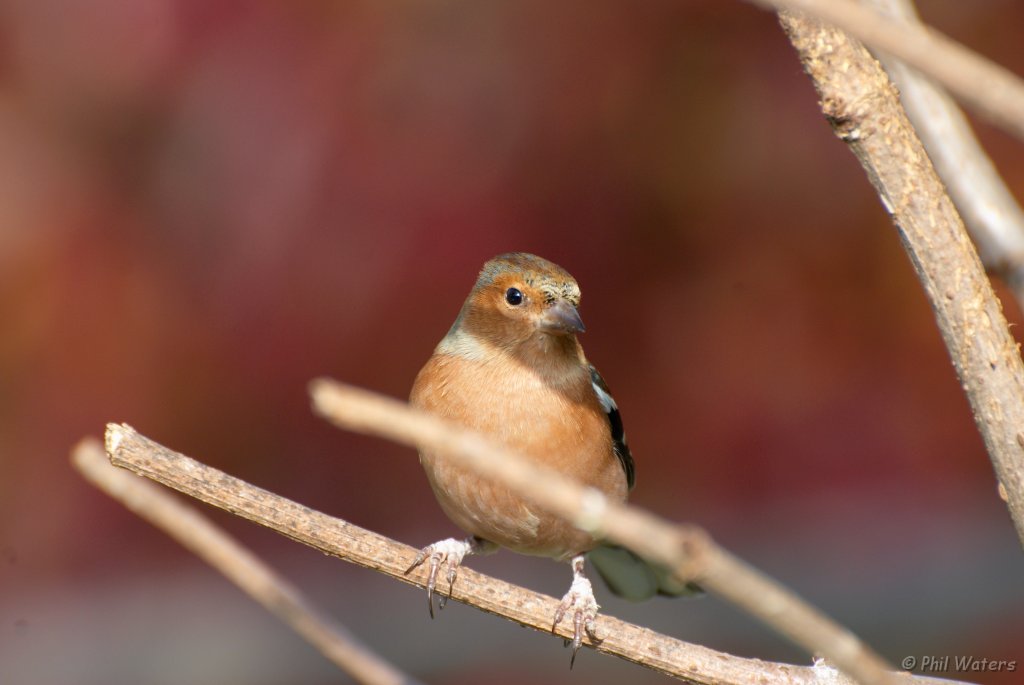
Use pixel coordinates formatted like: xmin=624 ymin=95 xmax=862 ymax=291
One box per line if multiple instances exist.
xmin=588 ymin=544 xmax=703 ymax=601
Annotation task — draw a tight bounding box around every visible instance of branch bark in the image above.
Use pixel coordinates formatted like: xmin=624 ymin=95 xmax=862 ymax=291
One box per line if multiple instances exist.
xmin=745 ymin=0 xmax=1024 ymax=142
xmin=865 ymin=0 xmax=1024 ymax=309
xmin=72 ymin=437 xmax=422 ymax=685
xmin=775 ymin=12 xmax=1024 ymax=547
xmin=102 ymin=422 xmax=962 ymax=685
xmin=307 ymin=381 xmax=945 ymax=685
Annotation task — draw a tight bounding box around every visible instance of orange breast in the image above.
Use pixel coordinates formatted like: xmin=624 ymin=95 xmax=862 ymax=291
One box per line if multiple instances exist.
xmin=410 ymin=352 xmax=629 ymax=560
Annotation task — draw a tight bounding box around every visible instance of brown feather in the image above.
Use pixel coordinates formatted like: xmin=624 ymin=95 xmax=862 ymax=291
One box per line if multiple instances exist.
xmin=411 ymin=347 xmax=627 ymax=559
xmin=410 ymin=254 xmax=628 ymax=560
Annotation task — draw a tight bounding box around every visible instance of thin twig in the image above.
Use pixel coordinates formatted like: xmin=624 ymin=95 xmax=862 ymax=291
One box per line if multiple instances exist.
xmin=102 ymin=422 xmax=961 ymax=685
xmin=745 ymin=0 xmax=1024 ymax=142
xmin=775 ymin=12 xmax=1024 ymax=546
xmin=72 ymin=437 xmax=421 ymax=685
xmin=308 ymin=381 xmax=912 ymax=685
xmin=865 ymin=0 xmax=1024 ymax=308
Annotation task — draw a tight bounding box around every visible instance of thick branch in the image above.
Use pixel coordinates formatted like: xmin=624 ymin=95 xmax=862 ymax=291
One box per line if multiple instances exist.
xmin=866 ymin=0 xmax=1024 ymax=307
xmin=776 ymin=13 xmax=1024 ymax=546
xmin=308 ymin=381 xmax=945 ymax=685
xmin=746 ymin=0 xmax=1024 ymax=142
xmin=102 ymin=422 xmax=957 ymax=685
xmin=72 ymin=438 xmax=420 ymax=685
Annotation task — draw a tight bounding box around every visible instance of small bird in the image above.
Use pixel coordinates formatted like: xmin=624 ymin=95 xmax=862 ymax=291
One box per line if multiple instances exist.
xmin=408 ymin=252 xmax=692 ymax=664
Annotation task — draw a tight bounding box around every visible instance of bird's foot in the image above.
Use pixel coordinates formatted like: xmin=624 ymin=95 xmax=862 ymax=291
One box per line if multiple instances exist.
xmin=552 ymin=555 xmax=601 ymax=668
xmin=406 ymin=536 xmax=491 ymax=617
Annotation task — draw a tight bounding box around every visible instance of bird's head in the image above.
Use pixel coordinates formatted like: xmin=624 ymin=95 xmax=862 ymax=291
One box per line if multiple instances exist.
xmin=454 ymin=253 xmax=585 ymax=351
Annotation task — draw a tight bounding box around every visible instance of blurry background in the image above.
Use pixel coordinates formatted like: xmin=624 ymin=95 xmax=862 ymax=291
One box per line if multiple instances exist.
xmin=1 ymin=1 xmax=1022 ymax=683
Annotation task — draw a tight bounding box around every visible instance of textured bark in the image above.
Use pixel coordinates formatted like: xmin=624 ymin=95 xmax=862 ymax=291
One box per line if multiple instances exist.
xmin=103 ymin=422 xmax=962 ymax=685
xmin=778 ymin=11 xmax=1024 ymax=548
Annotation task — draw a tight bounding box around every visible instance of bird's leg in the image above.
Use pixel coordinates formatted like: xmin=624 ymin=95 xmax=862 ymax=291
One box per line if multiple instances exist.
xmin=405 ymin=536 xmax=496 ymax=617
xmin=552 ymin=554 xmax=601 ymax=667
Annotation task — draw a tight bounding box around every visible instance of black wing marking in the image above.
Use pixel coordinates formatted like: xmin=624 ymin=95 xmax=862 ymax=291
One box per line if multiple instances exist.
xmin=588 ymin=364 xmax=635 ymax=490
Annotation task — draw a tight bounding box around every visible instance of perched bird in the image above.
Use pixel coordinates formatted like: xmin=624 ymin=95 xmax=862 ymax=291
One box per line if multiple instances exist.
xmin=408 ymin=252 xmax=692 ymax=664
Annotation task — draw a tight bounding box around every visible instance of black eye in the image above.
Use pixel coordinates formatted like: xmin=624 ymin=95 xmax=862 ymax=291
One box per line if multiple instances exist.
xmin=505 ymin=287 xmax=524 ymax=306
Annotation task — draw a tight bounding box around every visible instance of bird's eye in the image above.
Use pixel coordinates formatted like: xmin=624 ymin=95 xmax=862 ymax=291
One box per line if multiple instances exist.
xmin=505 ymin=287 xmax=524 ymax=306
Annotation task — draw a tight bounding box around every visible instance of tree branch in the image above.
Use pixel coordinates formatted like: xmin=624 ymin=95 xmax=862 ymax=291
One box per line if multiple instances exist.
xmin=72 ymin=437 xmax=422 ymax=685
xmin=745 ymin=0 xmax=1024 ymax=142
xmin=102 ymin=422 xmax=961 ymax=685
xmin=308 ymin=380 xmax=951 ymax=685
xmin=775 ymin=12 xmax=1024 ymax=547
xmin=865 ymin=0 xmax=1024 ymax=309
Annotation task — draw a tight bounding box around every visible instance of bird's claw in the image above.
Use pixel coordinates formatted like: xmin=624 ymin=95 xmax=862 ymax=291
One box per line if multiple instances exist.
xmin=552 ymin=558 xmax=601 ymax=668
xmin=405 ymin=538 xmax=475 ymax=618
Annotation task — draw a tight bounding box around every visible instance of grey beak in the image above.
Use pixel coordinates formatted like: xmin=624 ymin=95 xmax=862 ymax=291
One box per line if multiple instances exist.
xmin=540 ymin=300 xmax=585 ymax=334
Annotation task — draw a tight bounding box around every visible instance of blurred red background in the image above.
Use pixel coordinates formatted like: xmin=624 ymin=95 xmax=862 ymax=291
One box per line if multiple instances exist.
xmin=1 ymin=1 xmax=1022 ymax=684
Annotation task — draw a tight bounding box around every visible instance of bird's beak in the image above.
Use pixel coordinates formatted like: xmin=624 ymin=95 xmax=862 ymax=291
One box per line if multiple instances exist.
xmin=539 ymin=300 xmax=585 ymax=335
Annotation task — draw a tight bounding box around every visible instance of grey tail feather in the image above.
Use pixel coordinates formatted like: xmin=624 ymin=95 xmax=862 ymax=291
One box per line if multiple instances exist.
xmin=589 ymin=544 xmax=703 ymax=601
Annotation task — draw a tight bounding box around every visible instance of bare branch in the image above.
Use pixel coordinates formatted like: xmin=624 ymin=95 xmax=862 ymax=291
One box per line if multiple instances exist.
xmin=745 ymin=0 xmax=1024 ymax=142
xmin=308 ymin=381 xmax=917 ymax=685
xmin=775 ymin=12 xmax=1024 ymax=545
xmin=102 ymin=422 xmax=961 ymax=685
xmin=865 ymin=0 xmax=1024 ymax=308
xmin=72 ymin=437 xmax=421 ymax=685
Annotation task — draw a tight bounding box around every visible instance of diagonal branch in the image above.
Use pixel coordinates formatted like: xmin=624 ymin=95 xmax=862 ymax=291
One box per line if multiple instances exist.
xmin=102 ymin=422 xmax=962 ymax=685
xmin=72 ymin=437 xmax=422 ymax=685
xmin=308 ymin=380 xmax=936 ymax=685
xmin=776 ymin=10 xmax=1024 ymax=549
xmin=745 ymin=0 xmax=1024 ymax=142
xmin=865 ymin=0 xmax=1024 ymax=310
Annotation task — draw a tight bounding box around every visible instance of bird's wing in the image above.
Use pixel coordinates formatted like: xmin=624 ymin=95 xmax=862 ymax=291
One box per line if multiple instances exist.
xmin=587 ymin=364 xmax=635 ymax=490
xmin=586 ymin=366 xmax=702 ymax=600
